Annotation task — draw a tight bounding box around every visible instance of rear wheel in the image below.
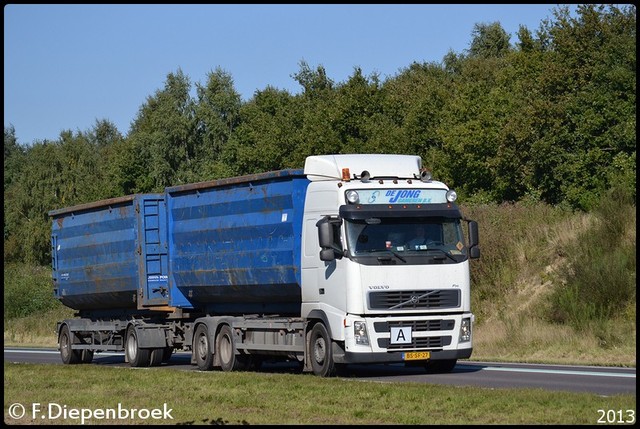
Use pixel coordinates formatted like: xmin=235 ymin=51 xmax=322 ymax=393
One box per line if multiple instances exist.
xmin=59 ymin=325 xmax=80 ymax=365
xmin=194 ymin=324 xmax=214 ymax=371
xmin=309 ymin=323 xmax=337 ymax=377
xmin=125 ymin=327 xmax=150 ymax=367
xmin=149 ymin=348 xmax=164 ymax=366
xmin=216 ymin=324 xmax=243 ymax=372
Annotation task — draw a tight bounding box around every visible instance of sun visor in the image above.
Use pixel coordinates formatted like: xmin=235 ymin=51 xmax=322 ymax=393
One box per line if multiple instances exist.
xmin=339 ymin=203 xmax=462 ymax=219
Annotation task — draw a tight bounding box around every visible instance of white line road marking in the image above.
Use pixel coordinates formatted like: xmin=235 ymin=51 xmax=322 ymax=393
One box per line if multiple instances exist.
xmin=456 ymin=364 xmax=636 ymax=378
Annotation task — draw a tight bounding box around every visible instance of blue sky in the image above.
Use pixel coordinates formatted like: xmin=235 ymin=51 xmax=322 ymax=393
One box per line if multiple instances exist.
xmin=4 ymin=4 xmax=577 ymax=145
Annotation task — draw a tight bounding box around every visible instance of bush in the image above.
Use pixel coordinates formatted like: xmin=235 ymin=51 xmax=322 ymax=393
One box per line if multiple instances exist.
xmin=3 ymin=263 xmax=59 ymax=319
xmin=547 ymin=186 xmax=636 ymax=330
xmin=461 ymin=201 xmax=573 ymax=321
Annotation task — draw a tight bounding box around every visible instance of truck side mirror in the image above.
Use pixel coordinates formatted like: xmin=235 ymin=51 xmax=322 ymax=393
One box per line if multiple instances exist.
xmin=316 ymin=216 xmax=343 ymax=261
xmin=468 ymin=220 xmax=480 ymax=259
xmin=319 ymin=248 xmax=335 ymax=262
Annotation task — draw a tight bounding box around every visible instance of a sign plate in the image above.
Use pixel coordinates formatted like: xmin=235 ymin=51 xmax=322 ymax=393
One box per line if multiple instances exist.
xmin=390 ymin=326 xmax=412 ymax=344
xmin=403 ymin=351 xmax=431 ymax=361
xmin=356 ymin=189 xmax=447 ymax=205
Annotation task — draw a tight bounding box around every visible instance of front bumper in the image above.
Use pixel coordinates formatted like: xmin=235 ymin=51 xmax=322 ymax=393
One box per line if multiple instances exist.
xmin=335 ymin=345 xmax=472 ymax=364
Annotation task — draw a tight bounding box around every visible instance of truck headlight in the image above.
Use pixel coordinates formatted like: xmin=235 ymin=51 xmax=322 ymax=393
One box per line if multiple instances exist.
xmin=459 ymin=317 xmax=471 ymax=342
xmin=354 ymin=321 xmax=369 ymax=345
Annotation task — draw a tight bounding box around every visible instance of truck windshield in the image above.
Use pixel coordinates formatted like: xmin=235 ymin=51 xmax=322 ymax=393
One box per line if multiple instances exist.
xmin=345 ymin=217 xmax=467 ymax=261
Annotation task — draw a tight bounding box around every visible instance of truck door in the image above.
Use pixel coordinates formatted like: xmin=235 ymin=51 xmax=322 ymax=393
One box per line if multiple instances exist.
xmin=137 ymin=195 xmax=170 ymax=308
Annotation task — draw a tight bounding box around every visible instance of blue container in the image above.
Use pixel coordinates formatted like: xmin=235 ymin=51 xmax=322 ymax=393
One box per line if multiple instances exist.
xmin=50 ymin=194 xmax=169 ymax=311
xmin=165 ymin=170 xmax=309 ymax=315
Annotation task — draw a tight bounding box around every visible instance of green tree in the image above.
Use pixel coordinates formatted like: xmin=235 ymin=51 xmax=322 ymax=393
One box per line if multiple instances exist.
xmin=222 ymin=85 xmax=298 ymax=175
xmin=194 ymin=67 xmax=242 ymax=180
xmin=128 ymin=69 xmax=197 ymax=190
xmin=378 ymin=61 xmax=452 ymax=172
xmin=468 ymin=22 xmax=512 ymax=58
xmin=531 ymin=4 xmax=636 ymax=209
xmin=292 ymin=60 xmax=334 ymax=97
xmin=333 ymin=67 xmax=383 ymax=153
xmin=88 ymin=119 xmax=127 ymax=198
xmin=4 ymin=139 xmax=63 ymax=264
xmin=4 ymin=125 xmax=25 ymax=242
xmin=4 ymin=125 xmax=24 ymax=194
xmin=289 ymin=61 xmax=341 ymax=162
xmin=56 ymin=129 xmax=103 ymax=205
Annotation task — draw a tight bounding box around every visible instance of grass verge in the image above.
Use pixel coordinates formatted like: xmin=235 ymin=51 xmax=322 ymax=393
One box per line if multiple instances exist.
xmin=3 ymin=362 xmax=636 ymax=425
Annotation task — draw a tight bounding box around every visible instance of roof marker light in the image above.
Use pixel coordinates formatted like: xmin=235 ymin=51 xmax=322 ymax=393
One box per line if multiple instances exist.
xmin=342 ymin=168 xmax=351 ymax=181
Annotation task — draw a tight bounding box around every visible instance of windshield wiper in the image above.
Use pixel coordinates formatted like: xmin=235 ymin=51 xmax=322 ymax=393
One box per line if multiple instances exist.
xmin=366 ymin=248 xmax=407 ymax=263
xmin=425 ymin=248 xmax=458 ymax=262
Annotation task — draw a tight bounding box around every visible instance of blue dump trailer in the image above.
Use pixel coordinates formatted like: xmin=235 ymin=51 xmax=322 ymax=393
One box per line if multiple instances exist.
xmin=51 ymin=154 xmax=480 ymax=376
xmin=50 ymin=193 xmax=168 ymax=312
xmin=165 ymin=169 xmax=309 ymax=315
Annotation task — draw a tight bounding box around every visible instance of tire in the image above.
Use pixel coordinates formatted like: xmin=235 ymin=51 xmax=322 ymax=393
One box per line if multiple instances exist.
xmin=309 ymin=323 xmax=337 ymax=377
xmin=194 ymin=324 xmax=214 ymax=371
xmin=59 ymin=325 xmax=81 ymax=365
xmin=425 ymin=359 xmax=457 ymax=373
xmin=161 ymin=347 xmax=173 ymax=363
xmin=125 ymin=327 xmax=150 ymax=367
xmin=216 ymin=324 xmax=243 ymax=372
xmin=80 ymin=349 xmax=94 ymax=364
xmin=149 ymin=348 xmax=164 ymax=367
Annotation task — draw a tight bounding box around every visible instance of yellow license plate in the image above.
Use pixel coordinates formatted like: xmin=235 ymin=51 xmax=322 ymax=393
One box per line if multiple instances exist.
xmin=403 ymin=351 xmax=430 ymax=361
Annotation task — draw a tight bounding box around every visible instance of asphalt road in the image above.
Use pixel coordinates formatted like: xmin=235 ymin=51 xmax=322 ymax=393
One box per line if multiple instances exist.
xmin=4 ymin=347 xmax=636 ymax=396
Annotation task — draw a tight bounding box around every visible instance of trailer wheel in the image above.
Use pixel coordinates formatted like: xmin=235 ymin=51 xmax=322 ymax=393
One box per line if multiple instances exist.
xmin=216 ymin=324 xmax=242 ymax=372
xmin=59 ymin=325 xmax=81 ymax=365
xmin=194 ymin=324 xmax=214 ymax=371
xmin=309 ymin=323 xmax=336 ymax=377
xmin=125 ymin=327 xmax=150 ymax=367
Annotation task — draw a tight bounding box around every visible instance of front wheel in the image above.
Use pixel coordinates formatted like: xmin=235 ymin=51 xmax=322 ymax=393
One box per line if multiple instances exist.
xmin=308 ymin=323 xmax=337 ymax=377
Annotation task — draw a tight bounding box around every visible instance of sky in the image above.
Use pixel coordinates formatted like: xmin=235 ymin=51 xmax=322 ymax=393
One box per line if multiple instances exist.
xmin=4 ymin=4 xmax=578 ymax=146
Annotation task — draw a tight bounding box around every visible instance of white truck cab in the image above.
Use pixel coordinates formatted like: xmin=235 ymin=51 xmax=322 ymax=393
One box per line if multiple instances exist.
xmin=301 ymin=154 xmax=480 ymax=374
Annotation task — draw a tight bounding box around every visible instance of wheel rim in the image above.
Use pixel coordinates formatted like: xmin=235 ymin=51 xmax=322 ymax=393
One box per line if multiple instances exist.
xmin=313 ymin=336 xmax=326 ymax=365
xmin=127 ymin=331 xmax=138 ymax=361
xmin=60 ymin=332 xmax=70 ymax=360
xmin=197 ymin=334 xmax=208 ymax=361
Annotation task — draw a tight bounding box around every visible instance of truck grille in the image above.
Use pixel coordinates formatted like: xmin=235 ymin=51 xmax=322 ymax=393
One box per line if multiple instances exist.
xmin=378 ymin=336 xmax=452 ymax=349
xmin=373 ymin=319 xmax=455 ymax=333
xmin=369 ymin=289 xmax=460 ymax=310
